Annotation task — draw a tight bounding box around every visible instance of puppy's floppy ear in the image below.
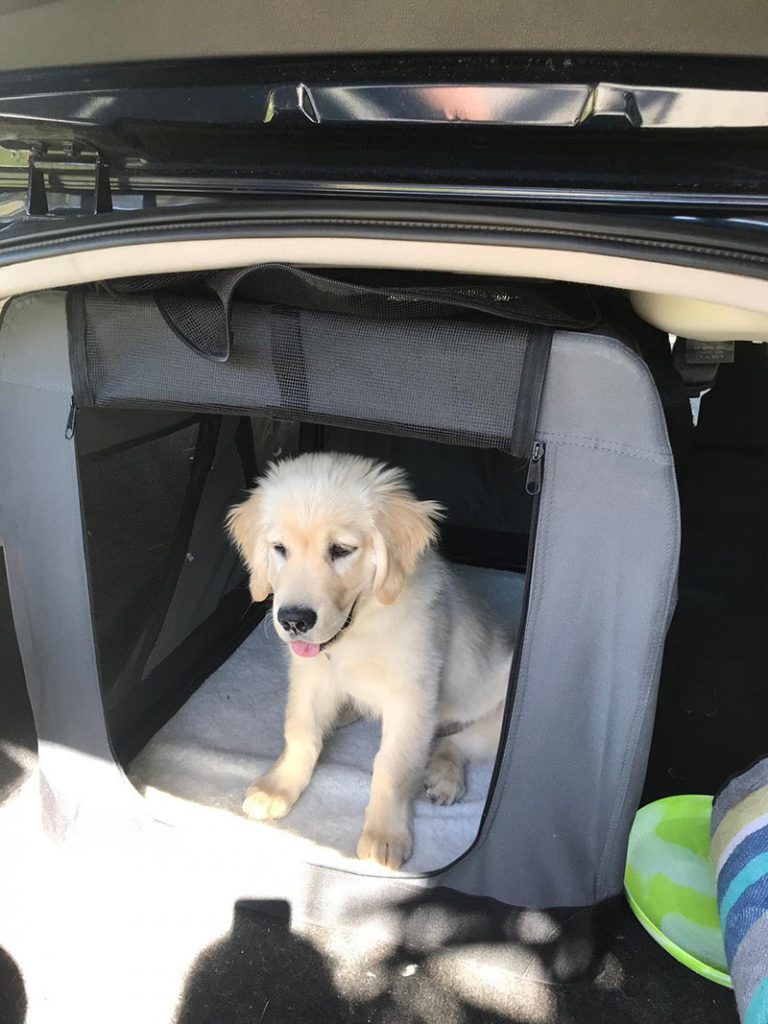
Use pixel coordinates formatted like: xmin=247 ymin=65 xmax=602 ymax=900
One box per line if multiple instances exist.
xmin=372 ymin=486 xmax=443 ymax=605
xmin=226 ymin=490 xmax=271 ymax=603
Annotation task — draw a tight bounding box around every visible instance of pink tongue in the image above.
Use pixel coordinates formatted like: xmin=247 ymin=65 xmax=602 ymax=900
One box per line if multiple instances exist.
xmin=290 ymin=641 xmax=321 ymax=658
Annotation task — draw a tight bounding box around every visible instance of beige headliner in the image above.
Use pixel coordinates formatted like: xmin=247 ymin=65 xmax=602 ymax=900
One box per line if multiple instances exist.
xmin=3 ymin=236 xmax=768 ymax=340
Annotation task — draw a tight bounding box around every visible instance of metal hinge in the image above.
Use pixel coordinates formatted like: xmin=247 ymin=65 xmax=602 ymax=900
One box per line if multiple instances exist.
xmin=1 ymin=141 xmax=113 ymax=217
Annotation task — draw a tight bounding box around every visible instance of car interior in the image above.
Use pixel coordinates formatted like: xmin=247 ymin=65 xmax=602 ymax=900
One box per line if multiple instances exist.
xmin=2 ymin=236 xmax=766 ymax=1024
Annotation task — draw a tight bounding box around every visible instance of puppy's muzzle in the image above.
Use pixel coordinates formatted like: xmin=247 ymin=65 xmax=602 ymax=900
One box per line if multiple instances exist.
xmin=277 ymin=605 xmax=317 ymax=636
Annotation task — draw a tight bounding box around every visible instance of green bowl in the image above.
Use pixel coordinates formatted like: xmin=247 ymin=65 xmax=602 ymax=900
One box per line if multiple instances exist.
xmin=625 ymin=794 xmax=732 ymax=988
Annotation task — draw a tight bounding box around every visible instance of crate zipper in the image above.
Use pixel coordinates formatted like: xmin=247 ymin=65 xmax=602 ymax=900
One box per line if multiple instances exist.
xmin=65 ymin=397 xmax=77 ymax=439
xmin=477 ymin=440 xmax=545 ymax=834
xmin=525 ymin=439 xmax=543 ymax=495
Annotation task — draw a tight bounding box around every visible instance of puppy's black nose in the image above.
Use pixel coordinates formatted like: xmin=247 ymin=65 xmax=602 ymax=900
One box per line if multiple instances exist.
xmin=277 ymin=606 xmax=317 ymax=635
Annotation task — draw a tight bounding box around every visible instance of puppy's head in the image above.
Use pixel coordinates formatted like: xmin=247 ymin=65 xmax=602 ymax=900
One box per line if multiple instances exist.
xmin=226 ymin=452 xmax=442 ymax=658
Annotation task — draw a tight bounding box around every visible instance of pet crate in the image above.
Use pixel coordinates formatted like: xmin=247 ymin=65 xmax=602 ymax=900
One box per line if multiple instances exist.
xmin=0 ymin=266 xmax=679 ymax=973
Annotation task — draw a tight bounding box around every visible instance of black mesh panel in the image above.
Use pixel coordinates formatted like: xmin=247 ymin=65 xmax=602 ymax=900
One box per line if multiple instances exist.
xmin=109 ymin=264 xmax=597 ymax=362
xmin=75 ymin=294 xmax=543 ymax=456
xmin=78 ymin=416 xmax=204 ymax=696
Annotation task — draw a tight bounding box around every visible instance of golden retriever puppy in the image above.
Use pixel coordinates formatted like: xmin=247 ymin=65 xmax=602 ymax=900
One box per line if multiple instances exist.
xmin=227 ymin=452 xmax=514 ymax=870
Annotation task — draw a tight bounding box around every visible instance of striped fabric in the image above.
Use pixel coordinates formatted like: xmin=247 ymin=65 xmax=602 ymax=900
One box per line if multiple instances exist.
xmin=713 ymin=759 xmax=768 ymax=1023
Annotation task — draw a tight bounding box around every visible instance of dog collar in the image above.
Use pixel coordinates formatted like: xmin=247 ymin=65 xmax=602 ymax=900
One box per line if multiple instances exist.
xmin=319 ymin=597 xmax=359 ymax=653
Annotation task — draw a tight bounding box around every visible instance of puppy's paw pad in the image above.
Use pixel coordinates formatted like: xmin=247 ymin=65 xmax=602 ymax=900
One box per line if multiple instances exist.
xmin=242 ymin=783 xmax=295 ymax=820
xmin=425 ymin=760 xmax=466 ymax=806
xmin=357 ymin=829 xmax=412 ymax=870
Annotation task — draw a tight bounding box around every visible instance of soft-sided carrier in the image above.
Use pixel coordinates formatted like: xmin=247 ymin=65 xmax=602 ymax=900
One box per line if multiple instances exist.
xmin=0 ymin=266 xmax=679 ymax=975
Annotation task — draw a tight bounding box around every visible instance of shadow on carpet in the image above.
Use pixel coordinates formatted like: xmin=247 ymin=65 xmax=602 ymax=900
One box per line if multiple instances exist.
xmin=175 ymin=901 xmax=737 ymax=1024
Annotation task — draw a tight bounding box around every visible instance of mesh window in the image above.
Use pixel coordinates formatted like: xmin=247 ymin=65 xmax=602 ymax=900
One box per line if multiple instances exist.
xmin=76 ymin=409 xmax=295 ymax=760
xmin=73 ymin=294 xmax=546 ymax=456
xmin=78 ymin=415 xmax=210 ymax=700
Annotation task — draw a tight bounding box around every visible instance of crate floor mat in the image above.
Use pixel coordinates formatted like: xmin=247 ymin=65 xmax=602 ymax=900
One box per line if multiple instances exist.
xmin=129 ymin=565 xmax=524 ymax=873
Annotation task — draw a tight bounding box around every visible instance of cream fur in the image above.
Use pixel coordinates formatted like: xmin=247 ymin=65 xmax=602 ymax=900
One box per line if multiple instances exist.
xmin=227 ymin=452 xmax=514 ymax=870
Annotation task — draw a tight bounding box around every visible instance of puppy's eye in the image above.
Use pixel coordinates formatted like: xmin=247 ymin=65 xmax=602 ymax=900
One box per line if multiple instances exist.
xmin=273 ymin=543 xmax=287 ymax=556
xmin=329 ymin=543 xmax=356 ymax=561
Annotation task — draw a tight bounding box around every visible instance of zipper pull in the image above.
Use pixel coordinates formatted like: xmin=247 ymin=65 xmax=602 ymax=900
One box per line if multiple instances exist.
xmin=65 ymin=397 xmax=77 ymax=440
xmin=525 ymin=441 xmax=543 ymax=496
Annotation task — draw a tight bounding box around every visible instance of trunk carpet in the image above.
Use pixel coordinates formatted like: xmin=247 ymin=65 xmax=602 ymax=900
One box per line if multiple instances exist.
xmin=174 ymin=901 xmax=738 ymax=1024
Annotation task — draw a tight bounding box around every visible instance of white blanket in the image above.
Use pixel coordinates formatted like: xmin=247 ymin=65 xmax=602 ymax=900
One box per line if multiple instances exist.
xmin=130 ymin=565 xmax=524 ymax=873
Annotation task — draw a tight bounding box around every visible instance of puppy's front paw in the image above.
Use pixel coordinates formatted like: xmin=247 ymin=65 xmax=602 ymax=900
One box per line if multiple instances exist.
xmin=357 ymin=827 xmax=413 ymax=870
xmin=425 ymin=756 xmax=466 ymax=805
xmin=242 ymin=779 xmax=297 ymax=820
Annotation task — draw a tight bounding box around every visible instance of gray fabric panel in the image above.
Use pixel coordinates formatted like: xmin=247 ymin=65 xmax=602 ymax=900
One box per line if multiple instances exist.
xmin=0 ymin=292 xmax=124 ymax=820
xmin=0 ymin=0 xmax=765 ymax=70
xmin=0 ymin=292 xmax=71 ymax=393
xmin=442 ymin=331 xmax=679 ymax=907
xmin=537 ymin=330 xmax=674 ymax=459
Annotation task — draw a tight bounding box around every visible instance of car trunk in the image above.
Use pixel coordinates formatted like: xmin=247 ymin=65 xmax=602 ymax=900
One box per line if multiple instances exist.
xmin=1 ymin=36 xmax=768 ymax=1022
